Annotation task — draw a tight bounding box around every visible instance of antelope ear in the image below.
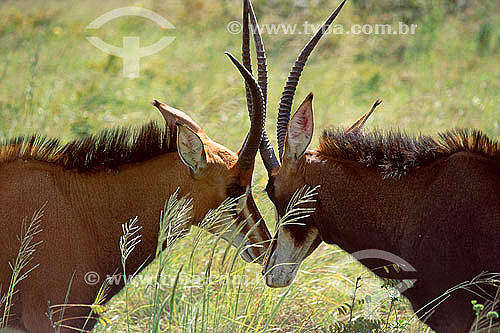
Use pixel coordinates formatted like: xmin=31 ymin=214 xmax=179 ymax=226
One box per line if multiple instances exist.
xmin=177 ymin=125 xmax=207 ymax=176
xmin=284 ymin=93 xmax=314 ymax=163
xmin=344 ymin=99 xmax=382 ymax=135
xmin=152 ymin=99 xmax=202 ymax=134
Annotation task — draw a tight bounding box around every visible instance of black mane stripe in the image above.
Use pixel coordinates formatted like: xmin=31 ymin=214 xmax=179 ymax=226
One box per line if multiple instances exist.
xmin=0 ymin=121 xmax=177 ymax=172
xmin=318 ymin=128 xmax=500 ymax=178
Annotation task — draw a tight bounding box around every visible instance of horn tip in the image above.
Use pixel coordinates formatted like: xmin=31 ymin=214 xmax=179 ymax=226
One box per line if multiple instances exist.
xmin=225 ymin=51 xmax=237 ymax=62
xmin=336 ymin=0 xmax=348 ymax=13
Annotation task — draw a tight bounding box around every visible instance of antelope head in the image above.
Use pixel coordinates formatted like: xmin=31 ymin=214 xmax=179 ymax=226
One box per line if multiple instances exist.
xmin=263 ymin=94 xmax=380 ymax=287
xmin=239 ymin=0 xmax=379 ymax=286
xmin=152 ymin=49 xmax=271 ymax=263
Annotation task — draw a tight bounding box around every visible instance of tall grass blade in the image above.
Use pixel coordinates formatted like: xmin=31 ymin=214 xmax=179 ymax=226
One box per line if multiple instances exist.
xmin=119 ymin=216 xmax=142 ymax=333
xmin=1 ymin=203 xmax=45 ymax=330
xmin=151 ymin=190 xmax=192 ymax=333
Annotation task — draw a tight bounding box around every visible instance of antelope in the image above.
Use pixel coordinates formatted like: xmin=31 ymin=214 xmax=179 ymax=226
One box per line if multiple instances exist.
xmin=0 ymin=51 xmax=271 ymax=331
xmin=240 ymin=0 xmax=500 ymax=331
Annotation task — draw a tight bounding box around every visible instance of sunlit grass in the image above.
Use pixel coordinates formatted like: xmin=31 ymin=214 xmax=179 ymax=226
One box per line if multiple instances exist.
xmin=1 ymin=0 xmax=500 ymax=331
xmin=87 ymin=190 xmax=425 ymax=332
xmin=0 ymin=204 xmax=45 ymax=330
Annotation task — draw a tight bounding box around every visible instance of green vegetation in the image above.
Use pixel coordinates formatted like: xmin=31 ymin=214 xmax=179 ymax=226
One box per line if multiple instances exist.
xmin=1 ymin=0 xmax=500 ymax=331
xmin=1 ymin=204 xmax=44 ymax=331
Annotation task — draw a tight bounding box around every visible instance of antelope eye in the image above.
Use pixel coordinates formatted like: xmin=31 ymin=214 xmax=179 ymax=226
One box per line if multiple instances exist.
xmin=227 ymin=184 xmax=246 ymax=198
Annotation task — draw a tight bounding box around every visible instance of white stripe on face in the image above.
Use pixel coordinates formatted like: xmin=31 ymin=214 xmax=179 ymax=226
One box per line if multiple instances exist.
xmin=221 ymin=187 xmax=267 ymax=263
xmin=263 ymin=225 xmax=319 ymax=288
xmin=237 ymin=186 xmax=251 ymax=223
xmin=220 ymin=225 xmax=254 ymax=262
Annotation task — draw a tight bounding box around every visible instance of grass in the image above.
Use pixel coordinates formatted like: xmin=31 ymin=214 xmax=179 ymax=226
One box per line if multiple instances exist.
xmin=88 ymin=188 xmax=427 ymax=332
xmin=1 ymin=0 xmax=500 ymax=331
xmin=0 ymin=204 xmax=45 ymax=330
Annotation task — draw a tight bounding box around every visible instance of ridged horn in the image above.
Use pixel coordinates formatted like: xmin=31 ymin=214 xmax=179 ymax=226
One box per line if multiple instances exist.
xmin=243 ymin=0 xmax=280 ymax=173
xmin=225 ymin=52 xmax=264 ymax=170
xmin=276 ymin=0 xmax=347 ymax=160
xmin=242 ymin=0 xmax=253 ymax=124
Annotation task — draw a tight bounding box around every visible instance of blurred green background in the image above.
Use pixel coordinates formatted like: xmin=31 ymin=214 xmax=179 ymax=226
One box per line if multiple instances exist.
xmin=1 ymin=0 xmax=499 ymax=331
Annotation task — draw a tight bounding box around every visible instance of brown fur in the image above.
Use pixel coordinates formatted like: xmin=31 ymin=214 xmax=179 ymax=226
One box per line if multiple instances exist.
xmin=0 ymin=120 xmax=271 ymax=332
xmin=0 ymin=121 xmax=176 ymax=172
xmin=318 ymin=127 xmax=500 ymax=178
xmin=266 ymin=129 xmax=500 ymax=332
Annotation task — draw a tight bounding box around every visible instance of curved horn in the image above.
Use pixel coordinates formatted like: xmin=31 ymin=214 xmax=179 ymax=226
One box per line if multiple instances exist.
xmin=243 ymin=0 xmax=280 ymax=173
xmin=276 ymin=0 xmax=347 ymax=160
xmin=242 ymin=0 xmax=253 ymax=120
xmin=225 ymin=52 xmax=264 ymax=170
xmin=247 ymin=0 xmax=268 ymax=106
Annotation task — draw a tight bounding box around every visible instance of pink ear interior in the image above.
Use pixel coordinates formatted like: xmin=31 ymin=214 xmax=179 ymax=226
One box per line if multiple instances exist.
xmin=288 ymin=94 xmax=314 ymax=141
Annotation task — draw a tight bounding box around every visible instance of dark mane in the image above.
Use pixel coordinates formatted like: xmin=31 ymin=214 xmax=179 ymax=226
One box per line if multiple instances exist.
xmin=318 ymin=128 xmax=500 ymax=178
xmin=0 ymin=121 xmax=177 ymax=172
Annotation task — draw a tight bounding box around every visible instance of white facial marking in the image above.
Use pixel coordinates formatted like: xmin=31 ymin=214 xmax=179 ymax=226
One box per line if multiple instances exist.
xmin=274 ymin=208 xmax=280 ymax=224
xmin=220 ymin=186 xmax=264 ymax=263
xmin=220 ymin=222 xmax=254 ymax=263
xmin=237 ymin=186 xmax=250 ymax=218
xmin=264 ymin=226 xmax=319 ymax=288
